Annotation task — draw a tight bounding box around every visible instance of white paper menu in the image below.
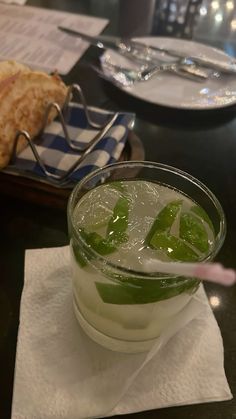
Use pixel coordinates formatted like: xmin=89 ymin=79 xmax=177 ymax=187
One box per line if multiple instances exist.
xmin=0 ymin=3 xmax=108 ymax=74
xmin=0 ymin=0 xmax=26 ymax=5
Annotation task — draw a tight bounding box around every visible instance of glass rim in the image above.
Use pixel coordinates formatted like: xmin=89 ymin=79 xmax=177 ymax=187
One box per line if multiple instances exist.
xmin=68 ymin=160 xmax=226 ymax=278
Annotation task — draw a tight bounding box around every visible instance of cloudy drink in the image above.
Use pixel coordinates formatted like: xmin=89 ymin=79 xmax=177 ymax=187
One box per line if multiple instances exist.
xmin=69 ymin=178 xmax=216 ymax=352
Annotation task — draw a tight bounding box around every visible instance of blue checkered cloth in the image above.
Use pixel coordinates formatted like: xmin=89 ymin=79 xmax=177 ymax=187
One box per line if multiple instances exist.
xmin=4 ymin=103 xmax=135 ymax=188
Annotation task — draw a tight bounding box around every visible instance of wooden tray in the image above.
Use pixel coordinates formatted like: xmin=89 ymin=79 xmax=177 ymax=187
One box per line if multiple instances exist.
xmin=0 ymin=131 xmax=145 ymax=210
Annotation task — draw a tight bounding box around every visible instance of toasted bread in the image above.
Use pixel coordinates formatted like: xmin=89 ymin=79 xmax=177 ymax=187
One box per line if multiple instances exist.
xmin=0 ymin=61 xmax=68 ymax=169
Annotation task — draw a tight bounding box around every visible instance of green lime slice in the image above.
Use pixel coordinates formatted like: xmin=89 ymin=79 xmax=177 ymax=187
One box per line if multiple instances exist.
xmin=72 ymin=241 xmax=87 ymax=268
xmin=150 ymin=231 xmax=199 ymax=262
xmin=79 ymin=229 xmax=117 ymax=255
xmin=73 ymin=194 xmax=130 ymax=266
xmin=145 ymin=200 xmax=183 ymax=245
xmin=72 ymin=228 xmax=117 ymax=268
xmin=75 ymin=186 xmax=115 ymax=232
xmin=95 ymin=274 xmax=199 ymax=305
xmin=180 ymin=212 xmax=209 ymax=253
xmin=191 ymin=205 xmax=214 ymax=233
xmin=106 ymin=196 xmax=129 ymax=246
xmin=86 ymin=207 xmax=113 ymax=230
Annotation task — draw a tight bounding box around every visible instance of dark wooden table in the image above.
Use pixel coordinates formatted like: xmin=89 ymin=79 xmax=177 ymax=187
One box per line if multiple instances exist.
xmin=1 ymin=1 xmax=236 ymax=418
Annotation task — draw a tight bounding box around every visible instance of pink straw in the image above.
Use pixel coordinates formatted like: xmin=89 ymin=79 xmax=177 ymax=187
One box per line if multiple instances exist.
xmin=143 ymin=260 xmax=236 ymax=286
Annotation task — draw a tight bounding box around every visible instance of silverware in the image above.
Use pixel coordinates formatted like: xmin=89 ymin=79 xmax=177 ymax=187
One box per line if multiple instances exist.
xmin=58 ymin=26 xmax=236 ymax=75
xmin=134 ymin=41 xmax=236 ymax=75
xmin=95 ymin=58 xmax=208 ymax=88
xmin=59 ymin=26 xmax=209 ymax=82
xmin=139 ymin=59 xmax=208 ymax=82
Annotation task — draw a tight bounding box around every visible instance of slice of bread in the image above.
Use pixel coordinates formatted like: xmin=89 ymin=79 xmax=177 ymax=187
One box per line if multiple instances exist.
xmin=0 ymin=60 xmax=68 ymax=169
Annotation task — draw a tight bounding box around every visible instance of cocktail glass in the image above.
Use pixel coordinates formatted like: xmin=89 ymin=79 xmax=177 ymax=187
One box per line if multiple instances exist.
xmin=67 ymin=161 xmax=226 ymax=353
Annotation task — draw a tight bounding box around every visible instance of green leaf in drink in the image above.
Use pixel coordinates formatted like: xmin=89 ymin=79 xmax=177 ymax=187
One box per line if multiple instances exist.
xmin=95 ymin=274 xmax=199 ymax=305
xmin=180 ymin=212 xmax=209 ymax=253
xmin=72 ymin=241 xmax=87 ymax=268
xmin=150 ymin=231 xmax=199 ymax=262
xmin=72 ymin=228 xmax=117 ymax=268
xmin=145 ymin=200 xmax=183 ymax=245
xmin=74 ymin=192 xmax=130 ymax=264
xmin=191 ymin=205 xmax=214 ymax=233
xmin=106 ymin=196 xmax=129 ymax=245
xmin=79 ymin=229 xmax=117 ymax=255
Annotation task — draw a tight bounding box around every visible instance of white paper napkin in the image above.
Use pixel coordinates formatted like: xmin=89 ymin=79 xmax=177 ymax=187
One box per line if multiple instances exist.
xmin=12 ymin=246 xmax=232 ymax=419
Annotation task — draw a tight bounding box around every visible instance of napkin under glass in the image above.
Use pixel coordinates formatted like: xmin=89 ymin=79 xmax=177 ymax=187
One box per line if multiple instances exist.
xmin=11 ymin=246 xmax=232 ymax=419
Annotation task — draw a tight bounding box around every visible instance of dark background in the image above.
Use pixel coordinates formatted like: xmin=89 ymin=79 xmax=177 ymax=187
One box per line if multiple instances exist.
xmin=1 ymin=1 xmax=236 ymax=418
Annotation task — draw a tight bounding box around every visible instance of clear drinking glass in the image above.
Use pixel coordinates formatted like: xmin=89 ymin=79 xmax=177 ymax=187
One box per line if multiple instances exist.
xmin=67 ymin=161 xmax=226 ymax=353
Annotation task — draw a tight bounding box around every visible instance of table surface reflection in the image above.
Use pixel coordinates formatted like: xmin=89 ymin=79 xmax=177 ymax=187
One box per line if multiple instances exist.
xmin=1 ymin=1 xmax=236 ymax=418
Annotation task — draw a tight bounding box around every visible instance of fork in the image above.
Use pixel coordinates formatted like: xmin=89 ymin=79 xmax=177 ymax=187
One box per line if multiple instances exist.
xmin=100 ymin=58 xmax=209 ymax=87
xmin=139 ymin=59 xmax=209 ymax=82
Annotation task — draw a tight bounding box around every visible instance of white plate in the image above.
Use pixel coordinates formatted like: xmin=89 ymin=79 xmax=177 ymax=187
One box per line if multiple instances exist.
xmin=101 ymin=37 xmax=236 ymax=110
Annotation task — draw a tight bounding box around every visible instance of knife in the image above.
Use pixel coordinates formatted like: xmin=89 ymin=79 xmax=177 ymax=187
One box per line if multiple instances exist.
xmin=58 ymin=26 xmax=128 ymax=51
xmin=58 ymin=26 xmax=236 ymax=74
xmin=58 ymin=26 xmax=149 ymax=66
